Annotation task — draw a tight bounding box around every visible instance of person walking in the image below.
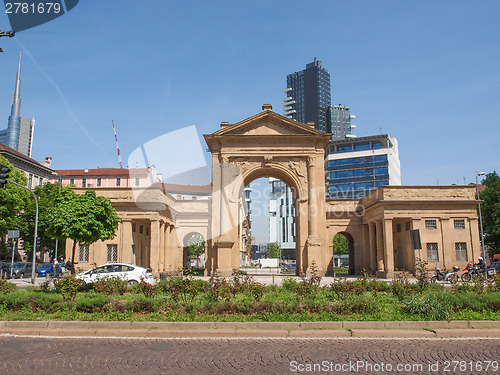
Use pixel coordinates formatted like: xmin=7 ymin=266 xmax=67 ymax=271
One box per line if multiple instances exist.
xmin=65 ymin=257 xmax=75 ymax=275
xmin=52 ymin=258 xmax=60 ymax=278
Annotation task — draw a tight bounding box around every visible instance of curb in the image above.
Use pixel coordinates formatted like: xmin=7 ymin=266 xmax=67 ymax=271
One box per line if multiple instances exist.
xmin=0 ymin=321 xmax=499 ymax=338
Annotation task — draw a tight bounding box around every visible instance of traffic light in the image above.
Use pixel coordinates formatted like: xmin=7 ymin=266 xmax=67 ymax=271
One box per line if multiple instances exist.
xmin=36 ymin=236 xmax=42 ymax=249
xmin=0 ymin=164 xmax=10 ymax=188
xmin=6 ymin=239 xmax=13 ymax=251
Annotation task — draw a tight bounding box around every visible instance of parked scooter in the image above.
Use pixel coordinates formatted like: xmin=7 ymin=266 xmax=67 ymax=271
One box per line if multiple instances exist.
xmin=430 ymin=266 xmax=459 ymax=283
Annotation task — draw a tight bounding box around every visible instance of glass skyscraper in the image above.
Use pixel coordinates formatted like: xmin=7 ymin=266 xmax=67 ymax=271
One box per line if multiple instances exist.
xmin=283 ymin=58 xmax=331 ymax=132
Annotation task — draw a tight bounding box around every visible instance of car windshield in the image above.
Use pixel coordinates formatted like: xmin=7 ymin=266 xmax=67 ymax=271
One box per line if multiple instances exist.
xmin=41 ymin=263 xmax=52 ymax=268
xmin=13 ymin=263 xmax=25 ymax=268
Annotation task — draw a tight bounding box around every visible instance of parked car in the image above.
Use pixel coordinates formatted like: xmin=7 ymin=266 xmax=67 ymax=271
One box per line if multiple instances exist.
xmin=489 ymin=260 xmax=500 ymax=272
xmin=281 ymin=264 xmax=296 ymax=273
xmin=37 ymin=262 xmax=63 ymax=277
xmin=0 ymin=262 xmax=11 ymax=278
xmin=76 ymin=263 xmax=155 ymax=285
xmin=11 ymin=262 xmax=36 ymax=279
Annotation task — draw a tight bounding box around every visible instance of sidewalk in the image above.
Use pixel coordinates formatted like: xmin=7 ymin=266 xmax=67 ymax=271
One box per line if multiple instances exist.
xmin=1 ymin=320 xmax=499 ymax=339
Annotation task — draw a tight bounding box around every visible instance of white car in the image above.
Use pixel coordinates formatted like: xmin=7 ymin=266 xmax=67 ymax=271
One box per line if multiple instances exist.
xmin=76 ymin=263 xmax=155 ymax=285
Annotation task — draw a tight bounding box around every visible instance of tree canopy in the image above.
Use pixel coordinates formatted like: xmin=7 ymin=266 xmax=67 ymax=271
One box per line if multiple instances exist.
xmin=187 ymin=233 xmax=205 ymax=257
xmin=333 ymin=233 xmax=349 ymax=256
xmin=46 ymin=189 xmax=120 ymax=264
xmin=268 ymin=242 xmax=281 ymax=259
xmin=480 ymin=171 xmax=500 ymax=255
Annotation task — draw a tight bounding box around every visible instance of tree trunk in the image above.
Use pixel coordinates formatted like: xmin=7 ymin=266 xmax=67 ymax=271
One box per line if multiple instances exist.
xmin=71 ymin=241 xmax=77 ymax=274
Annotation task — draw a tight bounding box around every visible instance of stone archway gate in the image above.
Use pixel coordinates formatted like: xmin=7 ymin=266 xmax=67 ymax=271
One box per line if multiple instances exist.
xmin=204 ymin=104 xmax=332 ymax=276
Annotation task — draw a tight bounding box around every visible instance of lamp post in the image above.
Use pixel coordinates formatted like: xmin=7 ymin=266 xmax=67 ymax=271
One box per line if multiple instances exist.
xmin=51 ymin=173 xmax=62 ymax=262
xmin=476 ymin=170 xmax=486 ymax=260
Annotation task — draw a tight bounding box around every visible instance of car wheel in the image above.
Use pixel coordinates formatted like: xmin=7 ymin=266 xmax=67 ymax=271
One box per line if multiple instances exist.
xmin=19 ymin=272 xmax=24 ymax=279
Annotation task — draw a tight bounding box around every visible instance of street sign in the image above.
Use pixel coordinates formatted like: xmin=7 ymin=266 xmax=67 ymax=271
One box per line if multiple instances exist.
xmin=7 ymin=230 xmax=20 ymax=239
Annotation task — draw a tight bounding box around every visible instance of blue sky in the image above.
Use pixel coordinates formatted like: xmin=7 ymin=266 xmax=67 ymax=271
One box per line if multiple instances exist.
xmin=1 ymin=1 xmax=499 ymax=241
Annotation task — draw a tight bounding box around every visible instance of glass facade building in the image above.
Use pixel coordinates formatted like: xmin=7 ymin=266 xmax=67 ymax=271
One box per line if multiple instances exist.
xmin=283 ymin=58 xmax=331 ymax=132
xmin=325 ymin=135 xmax=401 ymax=199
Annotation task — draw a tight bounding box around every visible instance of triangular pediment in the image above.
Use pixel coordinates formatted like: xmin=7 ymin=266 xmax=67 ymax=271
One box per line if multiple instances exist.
xmin=212 ymin=110 xmax=325 ymax=137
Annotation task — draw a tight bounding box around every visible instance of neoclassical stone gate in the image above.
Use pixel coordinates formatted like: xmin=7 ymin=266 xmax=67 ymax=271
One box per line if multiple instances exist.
xmin=204 ymin=104 xmax=332 ymax=276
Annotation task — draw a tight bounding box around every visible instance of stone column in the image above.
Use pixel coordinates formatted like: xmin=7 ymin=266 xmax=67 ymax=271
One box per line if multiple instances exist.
xmin=159 ymin=222 xmax=165 ymax=272
xmin=121 ymin=220 xmax=133 ymax=265
xmin=362 ymin=224 xmax=370 ymax=271
xmin=469 ymin=217 xmax=481 ymax=261
xmin=149 ymin=219 xmax=160 ymax=273
xmin=440 ymin=218 xmax=451 ymax=268
xmin=376 ymin=220 xmax=385 ymax=277
xmin=369 ymin=223 xmax=377 ymax=273
xmin=307 ymin=157 xmax=318 ymax=240
xmin=383 ymin=219 xmax=395 ymax=278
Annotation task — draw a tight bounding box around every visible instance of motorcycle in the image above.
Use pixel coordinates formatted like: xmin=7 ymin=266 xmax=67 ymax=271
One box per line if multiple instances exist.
xmin=430 ymin=266 xmax=459 ymax=283
xmin=461 ymin=264 xmax=496 ymax=282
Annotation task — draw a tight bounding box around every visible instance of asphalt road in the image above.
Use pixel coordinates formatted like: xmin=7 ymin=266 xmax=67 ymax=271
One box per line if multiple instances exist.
xmin=0 ymin=335 xmax=498 ymax=374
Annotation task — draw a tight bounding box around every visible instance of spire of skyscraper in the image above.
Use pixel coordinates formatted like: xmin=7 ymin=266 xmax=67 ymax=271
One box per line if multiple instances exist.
xmin=0 ymin=51 xmax=34 ymax=156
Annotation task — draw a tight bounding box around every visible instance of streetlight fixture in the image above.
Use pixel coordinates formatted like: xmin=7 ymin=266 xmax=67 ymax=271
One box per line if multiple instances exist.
xmin=476 ymin=170 xmax=486 ymax=261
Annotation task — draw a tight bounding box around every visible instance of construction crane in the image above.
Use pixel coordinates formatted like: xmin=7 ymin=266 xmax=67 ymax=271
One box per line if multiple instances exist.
xmin=112 ymin=120 xmax=123 ymax=169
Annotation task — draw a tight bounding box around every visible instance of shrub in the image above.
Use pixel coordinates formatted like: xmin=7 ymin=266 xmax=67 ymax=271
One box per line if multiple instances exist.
xmin=92 ymin=277 xmax=128 ymax=295
xmin=74 ymin=294 xmax=107 ymax=313
xmin=133 ymin=281 xmax=156 ymax=298
xmin=56 ymin=275 xmax=82 ymax=301
xmin=125 ymin=296 xmax=155 ymax=313
xmin=0 ymin=279 xmax=16 ymax=293
xmin=402 ymin=292 xmax=451 ymax=320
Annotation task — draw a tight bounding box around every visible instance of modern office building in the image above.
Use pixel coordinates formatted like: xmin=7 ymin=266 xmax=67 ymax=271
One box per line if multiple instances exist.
xmin=325 ymin=134 xmax=401 ymax=199
xmin=0 ymin=52 xmax=35 ymax=157
xmin=268 ymin=178 xmax=296 ymax=259
xmin=283 ymin=58 xmax=331 ymax=132
xmin=326 ymin=104 xmax=356 ymax=139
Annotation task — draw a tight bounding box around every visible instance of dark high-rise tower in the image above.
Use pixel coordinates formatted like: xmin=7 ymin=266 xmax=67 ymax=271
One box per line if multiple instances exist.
xmin=283 ymin=58 xmax=331 ymax=132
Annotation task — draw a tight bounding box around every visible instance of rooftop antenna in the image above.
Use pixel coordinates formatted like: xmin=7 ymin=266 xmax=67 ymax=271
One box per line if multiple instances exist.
xmin=112 ymin=120 xmax=123 ymax=169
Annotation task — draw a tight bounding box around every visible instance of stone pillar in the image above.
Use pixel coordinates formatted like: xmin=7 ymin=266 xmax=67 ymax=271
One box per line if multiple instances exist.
xmin=150 ymin=219 xmax=160 ymax=273
xmin=376 ymin=220 xmax=385 ymax=277
xmin=383 ymin=219 xmax=395 ymax=278
xmin=440 ymin=218 xmax=452 ymax=268
xmin=469 ymin=217 xmax=481 ymax=261
xmin=121 ymin=220 xmax=133 ymax=265
xmin=305 ymin=156 xmax=324 ymax=275
xmin=369 ymin=223 xmax=377 ymax=273
xmin=159 ymin=222 xmax=165 ymax=271
xmin=362 ymin=224 xmax=370 ymax=271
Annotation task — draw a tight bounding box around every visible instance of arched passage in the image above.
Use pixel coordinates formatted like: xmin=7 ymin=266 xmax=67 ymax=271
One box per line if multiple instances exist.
xmin=203 ymin=105 xmax=332 ymax=276
xmin=331 ymin=232 xmax=355 ymax=275
xmin=183 ymin=232 xmax=206 ymax=269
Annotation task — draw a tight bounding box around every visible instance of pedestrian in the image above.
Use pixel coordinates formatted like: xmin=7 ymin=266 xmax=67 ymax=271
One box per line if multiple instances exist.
xmin=52 ymin=258 xmax=59 ymax=278
xmin=65 ymin=257 xmax=75 ymax=275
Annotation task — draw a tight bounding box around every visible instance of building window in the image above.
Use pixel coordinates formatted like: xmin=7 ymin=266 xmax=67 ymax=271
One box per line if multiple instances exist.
xmin=116 ymin=177 xmax=121 ymax=187
xmin=69 ymin=178 xmax=75 ymax=185
xmin=455 ymin=242 xmax=467 ymax=262
xmin=82 ymin=178 xmax=86 ymax=188
xmin=454 ymin=219 xmax=465 ymax=229
xmin=135 ymin=178 xmax=140 ymax=187
xmin=405 ymin=221 xmax=411 ymax=231
xmin=132 ymin=223 xmax=136 ymax=232
xmin=39 ymin=177 xmax=43 ymax=185
xmin=140 ymin=225 xmax=143 ymax=234
xmin=396 ymin=224 xmax=401 ymax=233
xmin=97 ymin=178 xmax=101 ymax=187
xmin=146 ymin=227 xmax=149 ymax=236
xmin=107 ymin=244 xmax=118 ymax=262
xmin=425 ymin=220 xmax=437 ymax=229
xmin=177 ymin=195 xmax=182 ymax=200
xmin=131 ymin=244 xmax=135 ymax=264
xmin=28 ymin=174 xmax=33 ymax=189
xmin=192 ymin=196 xmax=197 ymax=200
xmin=78 ymin=244 xmax=89 ymax=263
xmin=427 ymin=243 xmax=439 ymax=262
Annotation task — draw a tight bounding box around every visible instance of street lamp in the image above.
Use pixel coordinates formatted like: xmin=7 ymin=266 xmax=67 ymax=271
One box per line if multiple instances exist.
xmin=476 ymin=170 xmax=486 ymax=260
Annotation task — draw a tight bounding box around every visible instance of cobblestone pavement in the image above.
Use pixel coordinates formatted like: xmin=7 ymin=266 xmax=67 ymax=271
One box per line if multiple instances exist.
xmin=0 ymin=335 xmax=499 ymax=374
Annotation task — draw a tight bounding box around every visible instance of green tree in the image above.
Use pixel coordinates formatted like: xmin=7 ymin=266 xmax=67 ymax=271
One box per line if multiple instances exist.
xmin=480 ymin=171 xmax=500 ymax=255
xmin=268 ymin=242 xmax=281 ymax=259
xmin=0 ymin=156 xmax=29 ymax=258
xmin=46 ymin=189 xmax=120 ymax=271
xmin=17 ymin=182 xmax=67 ymax=258
xmin=333 ymin=233 xmax=349 ymax=256
xmin=187 ymin=233 xmax=205 ymax=257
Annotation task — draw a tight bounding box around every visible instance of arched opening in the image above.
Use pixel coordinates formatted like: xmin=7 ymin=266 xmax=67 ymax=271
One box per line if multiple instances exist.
xmin=183 ymin=232 xmax=205 ymax=269
xmin=332 ymin=232 xmax=354 ymax=275
xmin=242 ymin=176 xmax=297 ymax=273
